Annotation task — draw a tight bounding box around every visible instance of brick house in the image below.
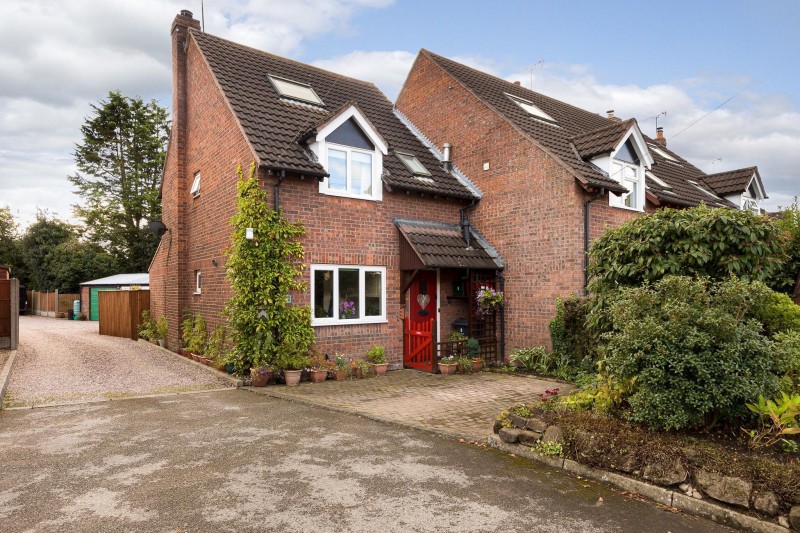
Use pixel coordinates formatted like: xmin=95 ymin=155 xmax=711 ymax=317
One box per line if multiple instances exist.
xmin=395 ymin=50 xmax=768 ymax=352
xmin=151 ymin=11 xmax=768 ymax=368
xmin=150 ymin=11 xmax=503 ymax=371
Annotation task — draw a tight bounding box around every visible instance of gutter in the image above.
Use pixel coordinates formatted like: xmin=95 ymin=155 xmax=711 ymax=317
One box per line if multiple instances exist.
xmin=583 ymin=187 xmax=605 ymax=290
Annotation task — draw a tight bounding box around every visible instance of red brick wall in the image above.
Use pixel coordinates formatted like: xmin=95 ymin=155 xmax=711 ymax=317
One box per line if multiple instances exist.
xmin=396 ymin=53 xmax=644 ymax=353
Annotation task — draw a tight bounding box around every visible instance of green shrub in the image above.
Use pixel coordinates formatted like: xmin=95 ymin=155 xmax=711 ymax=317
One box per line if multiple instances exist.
xmin=588 ymin=205 xmax=787 ymax=295
xmin=550 ymin=295 xmax=594 ymax=375
xmin=189 ymin=314 xmax=207 ymax=355
xmin=206 ymin=325 xmax=227 ymax=362
xmin=751 ymin=289 xmax=800 ymax=337
xmin=155 ymin=315 xmax=168 ymax=341
xmin=769 ymin=197 xmax=800 ymax=297
xmin=509 ymin=347 xmax=549 ymax=373
xmin=466 ymin=338 xmax=480 ymax=359
xmin=138 ymin=310 xmax=156 ymax=340
xmin=603 ymin=276 xmax=782 ymax=431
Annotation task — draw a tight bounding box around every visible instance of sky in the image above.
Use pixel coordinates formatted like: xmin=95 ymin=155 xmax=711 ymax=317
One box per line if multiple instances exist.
xmin=2 ymin=0 xmax=798 ymax=229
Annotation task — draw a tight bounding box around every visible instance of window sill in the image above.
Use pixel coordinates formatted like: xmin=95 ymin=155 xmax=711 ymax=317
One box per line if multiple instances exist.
xmin=609 ymin=203 xmax=643 ymax=213
xmin=320 ymin=188 xmax=381 ymax=202
xmin=193 ymin=291 xmax=201 ymax=295
xmin=312 ymin=318 xmax=388 ymax=327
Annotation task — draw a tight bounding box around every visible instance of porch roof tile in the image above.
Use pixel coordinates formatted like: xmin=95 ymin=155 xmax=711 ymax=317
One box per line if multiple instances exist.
xmin=394 ymin=218 xmax=504 ymax=270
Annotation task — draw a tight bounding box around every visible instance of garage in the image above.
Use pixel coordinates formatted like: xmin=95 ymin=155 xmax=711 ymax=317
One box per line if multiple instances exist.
xmin=79 ymin=273 xmax=149 ymax=321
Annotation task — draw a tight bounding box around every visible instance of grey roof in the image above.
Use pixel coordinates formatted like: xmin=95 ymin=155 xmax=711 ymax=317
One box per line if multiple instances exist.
xmin=395 ymin=218 xmax=504 ymax=270
xmin=703 ymin=167 xmax=761 ymax=196
xmin=80 ymin=273 xmax=150 ymax=286
xmin=190 ymin=31 xmax=477 ymax=200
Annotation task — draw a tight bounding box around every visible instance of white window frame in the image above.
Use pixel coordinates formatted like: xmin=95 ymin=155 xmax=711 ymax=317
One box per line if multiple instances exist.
xmin=600 ymin=130 xmax=653 ymax=213
xmin=610 ymin=160 xmax=643 ymax=211
xmin=309 ymin=105 xmax=387 ymax=202
xmin=324 ymin=143 xmax=378 ymax=198
xmin=194 ymin=270 xmax=201 ymax=295
xmin=190 ymin=172 xmax=201 ymax=198
xmin=310 ymin=264 xmax=387 ymax=326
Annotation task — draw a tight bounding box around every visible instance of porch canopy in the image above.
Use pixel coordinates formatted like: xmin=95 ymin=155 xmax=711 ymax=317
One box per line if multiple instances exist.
xmin=394 ymin=218 xmax=504 ymax=271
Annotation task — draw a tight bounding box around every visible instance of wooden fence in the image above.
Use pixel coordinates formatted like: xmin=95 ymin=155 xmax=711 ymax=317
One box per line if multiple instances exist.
xmin=99 ymin=290 xmax=150 ymax=340
xmin=0 ymin=278 xmax=19 ymax=349
xmin=26 ymin=290 xmax=80 ymax=317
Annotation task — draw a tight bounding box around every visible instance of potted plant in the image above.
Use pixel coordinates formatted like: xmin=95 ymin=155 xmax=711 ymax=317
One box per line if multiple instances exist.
xmin=308 ymin=349 xmax=333 ymax=383
xmin=155 ymin=316 xmax=168 ymax=348
xmin=439 ymin=356 xmax=458 ymax=375
xmin=275 ymin=346 xmax=311 ymax=387
xmin=332 ymin=354 xmax=350 ymax=381
xmin=187 ymin=314 xmax=208 ymax=363
xmin=250 ymin=365 xmax=272 ymax=387
xmin=476 ymin=288 xmax=504 ymax=315
xmin=467 ymin=337 xmax=482 ymax=371
xmin=365 ymin=345 xmax=388 ymax=376
xmin=351 ymin=359 xmax=372 ymax=379
xmin=181 ymin=312 xmax=196 ymax=358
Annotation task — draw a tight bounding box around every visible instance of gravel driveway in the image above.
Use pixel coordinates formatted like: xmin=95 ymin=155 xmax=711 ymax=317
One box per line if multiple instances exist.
xmin=4 ymin=315 xmax=231 ymax=408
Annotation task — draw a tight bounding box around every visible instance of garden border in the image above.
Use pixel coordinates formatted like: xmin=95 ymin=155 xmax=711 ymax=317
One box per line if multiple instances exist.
xmin=488 ymin=434 xmax=788 ymax=533
xmin=0 ymin=350 xmax=18 ymax=410
xmin=136 ymin=340 xmax=244 ymax=388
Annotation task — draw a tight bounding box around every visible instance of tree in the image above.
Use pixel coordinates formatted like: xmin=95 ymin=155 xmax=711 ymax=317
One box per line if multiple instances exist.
xmin=771 ymin=197 xmax=800 ymax=303
xmin=20 ymin=211 xmax=75 ymax=291
xmin=224 ymin=164 xmax=314 ymax=374
xmin=46 ymin=239 xmax=118 ymax=293
xmin=69 ymin=91 xmax=170 ymax=272
xmin=0 ymin=206 xmax=20 ymax=272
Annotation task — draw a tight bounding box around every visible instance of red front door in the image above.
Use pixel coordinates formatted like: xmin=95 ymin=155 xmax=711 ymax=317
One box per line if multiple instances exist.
xmin=404 ymin=271 xmax=437 ymax=371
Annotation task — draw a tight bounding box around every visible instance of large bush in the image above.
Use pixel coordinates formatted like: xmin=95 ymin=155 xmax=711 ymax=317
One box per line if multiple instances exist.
xmin=588 ymin=205 xmax=787 ymax=295
xmin=770 ymin=197 xmax=800 ymax=301
xmin=602 ymin=276 xmax=784 ymax=431
xmin=550 ymin=295 xmax=594 ymax=374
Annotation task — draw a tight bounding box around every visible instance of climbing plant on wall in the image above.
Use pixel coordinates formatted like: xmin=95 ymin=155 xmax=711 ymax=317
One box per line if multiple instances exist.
xmin=224 ymin=163 xmax=314 ymax=374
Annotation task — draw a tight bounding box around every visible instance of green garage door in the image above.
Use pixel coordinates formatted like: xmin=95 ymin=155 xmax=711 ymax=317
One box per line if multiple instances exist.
xmin=89 ymin=287 xmax=115 ymax=321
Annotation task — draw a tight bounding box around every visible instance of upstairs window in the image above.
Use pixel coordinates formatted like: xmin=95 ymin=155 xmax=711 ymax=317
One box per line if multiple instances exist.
xmin=310 ymin=107 xmax=388 ymax=202
xmin=396 ymin=152 xmax=430 ymax=176
xmin=609 ymin=138 xmax=647 ymax=211
xmin=190 ymin=172 xmax=201 ymax=198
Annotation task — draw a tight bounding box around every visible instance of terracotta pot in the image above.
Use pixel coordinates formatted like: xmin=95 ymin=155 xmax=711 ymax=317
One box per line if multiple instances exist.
xmin=472 ymin=359 xmax=482 ymax=372
xmin=372 ymin=363 xmax=388 ymax=376
xmin=332 ymin=369 xmax=348 ymax=381
xmin=309 ymin=369 xmax=328 ymax=383
xmin=251 ymin=370 xmax=270 ymax=387
xmin=191 ymin=353 xmax=201 ymax=362
xmin=283 ymin=369 xmax=302 ymax=386
xmin=353 ymin=367 xmax=363 ymax=379
xmin=439 ymin=363 xmax=457 ymax=375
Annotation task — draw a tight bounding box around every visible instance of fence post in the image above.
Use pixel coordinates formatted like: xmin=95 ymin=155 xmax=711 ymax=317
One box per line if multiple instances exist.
xmin=55 ymin=289 xmax=59 ymax=317
xmin=10 ymin=279 xmax=19 ymax=349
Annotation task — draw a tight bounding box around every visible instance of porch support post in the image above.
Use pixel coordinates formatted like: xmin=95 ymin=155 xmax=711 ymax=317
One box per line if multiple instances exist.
xmin=400 ymin=269 xmax=419 ymax=305
xmin=497 ymin=269 xmax=505 ymax=363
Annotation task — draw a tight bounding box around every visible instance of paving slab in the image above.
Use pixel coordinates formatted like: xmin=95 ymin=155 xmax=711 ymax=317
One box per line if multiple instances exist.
xmin=249 ymin=369 xmax=571 ymax=440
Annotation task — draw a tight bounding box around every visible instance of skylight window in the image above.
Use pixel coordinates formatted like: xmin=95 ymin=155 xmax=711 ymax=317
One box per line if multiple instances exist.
xmin=505 ymin=93 xmax=556 ymax=123
xmin=415 ymin=176 xmax=435 ymax=184
xmin=648 ymin=144 xmax=680 ymax=163
xmin=268 ymin=75 xmax=324 ymax=105
xmin=688 ymin=180 xmax=721 ymax=200
xmin=396 ymin=152 xmax=431 ymax=176
xmin=645 ymin=171 xmax=672 ymax=190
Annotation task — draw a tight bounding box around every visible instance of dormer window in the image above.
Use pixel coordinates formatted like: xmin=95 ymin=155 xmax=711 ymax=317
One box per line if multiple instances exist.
xmin=268 ymin=75 xmax=324 ymax=106
xmin=606 ymin=136 xmax=652 ymax=212
xmin=308 ymin=106 xmax=388 ymax=201
xmin=505 ymin=93 xmax=557 ymax=124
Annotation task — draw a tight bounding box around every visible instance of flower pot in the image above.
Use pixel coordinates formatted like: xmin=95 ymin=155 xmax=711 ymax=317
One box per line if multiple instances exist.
xmin=352 ymin=367 xmax=363 ymax=379
xmin=283 ymin=369 xmax=302 ymax=387
xmin=439 ymin=363 xmax=457 ymax=375
xmin=251 ymin=370 xmax=270 ymax=387
xmin=158 ymin=339 xmax=165 ymax=348
xmin=191 ymin=353 xmax=201 ymax=362
xmin=372 ymin=363 xmax=388 ymax=376
xmin=225 ymin=363 xmax=235 ymax=374
xmin=309 ymin=369 xmax=328 ymax=383
xmin=472 ymin=359 xmax=482 ymax=372
xmin=332 ymin=369 xmax=348 ymax=381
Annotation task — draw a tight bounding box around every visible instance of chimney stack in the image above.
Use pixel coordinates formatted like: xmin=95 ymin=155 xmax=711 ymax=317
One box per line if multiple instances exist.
xmin=513 ymin=81 xmax=521 ymax=85
xmin=655 ymin=127 xmax=667 ymax=147
xmin=607 ymin=109 xmax=621 ymax=123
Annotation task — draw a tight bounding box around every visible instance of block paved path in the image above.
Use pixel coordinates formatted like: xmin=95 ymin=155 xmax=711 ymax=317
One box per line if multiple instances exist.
xmin=250 ymin=369 xmax=570 ymax=440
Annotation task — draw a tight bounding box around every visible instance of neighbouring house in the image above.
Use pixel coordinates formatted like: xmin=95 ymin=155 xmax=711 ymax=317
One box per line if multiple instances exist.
xmin=80 ymin=273 xmax=150 ymax=321
xmin=394 ymin=49 xmax=768 ymax=351
xmin=151 ymin=10 xmax=769 ymax=367
xmin=150 ymin=11 xmax=502 ymax=371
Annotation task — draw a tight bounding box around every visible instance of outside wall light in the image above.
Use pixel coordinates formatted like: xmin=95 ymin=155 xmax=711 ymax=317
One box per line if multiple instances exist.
xmin=246 ymin=227 xmax=254 ymax=240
